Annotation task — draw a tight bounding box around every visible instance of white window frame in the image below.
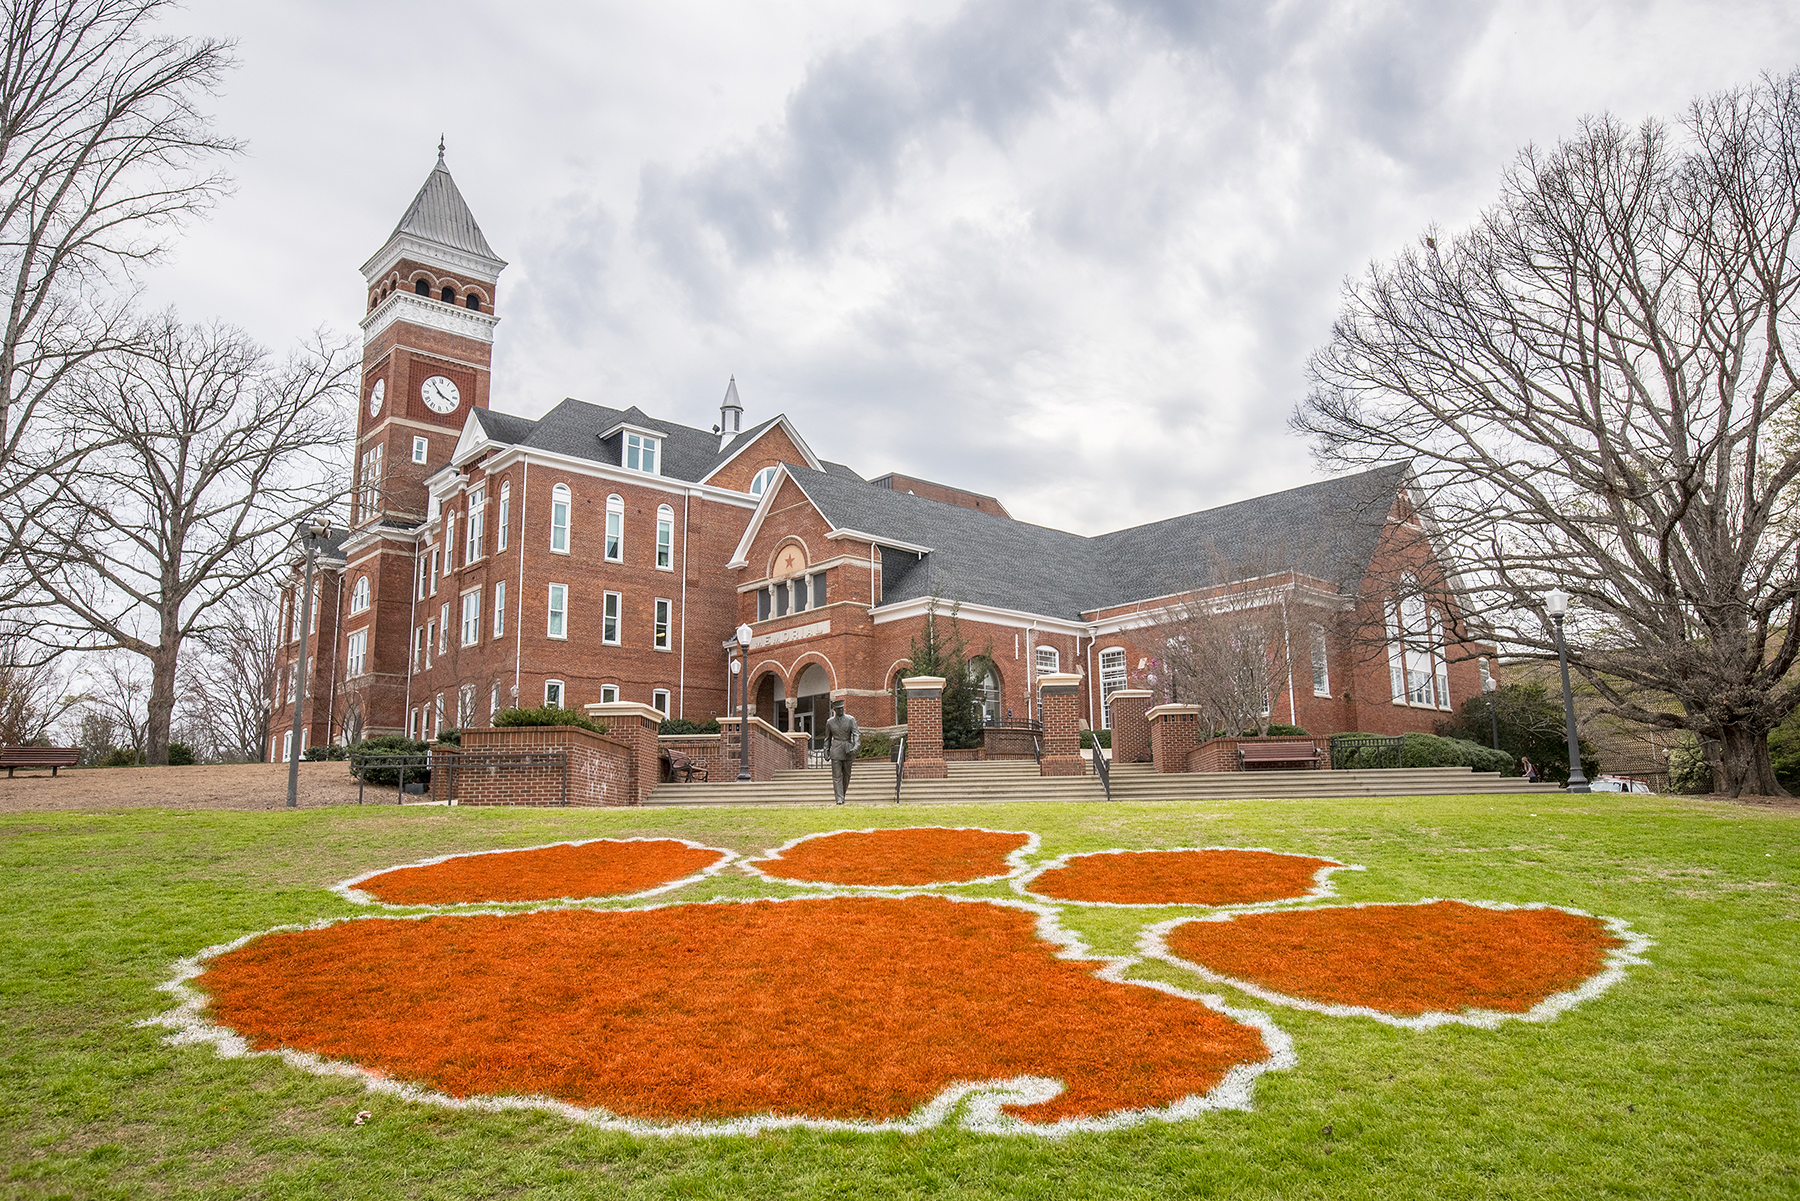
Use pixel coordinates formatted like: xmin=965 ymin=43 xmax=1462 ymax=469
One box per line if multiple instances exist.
xmin=750 ymin=466 xmax=778 ymax=497
xmin=460 ymin=588 xmax=481 ymax=647
xmin=550 ymin=483 xmax=571 ymax=554
xmin=600 ymin=684 xmax=619 ymax=704
xmin=1311 ymin=625 xmax=1331 ymax=697
xmin=656 ymin=504 xmax=674 ymax=570
xmin=493 ymin=580 xmax=506 ymax=637
xmin=434 ymin=692 xmax=444 ymax=737
xmin=429 ymin=549 xmax=439 ymax=595
xmin=1035 ymin=646 xmax=1059 ymax=678
xmin=545 ymin=679 xmax=565 ymax=708
xmin=1098 ymin=647 xmax=1127 ymax=730
xmin=281 ymin=730 xmax=293 ymax=763
xmin=424 ymin=620 xmax=435 ymax=668
xmin=653 ymin=597 xmax=671 ymax=650
xmin=625 ymin=432 xmax=659 ymax=474
xmin=547 ymin=583 xmax=568 ymax=640
xmin=651 ymin=688 xmax=670 ymax=715
xmin=602 ymin=590 xmax=621 ymax=645
xmin=412 ymin=436 xmax=428 ymax=464
xmin=490 ymin=683 xmax=500 ymax=718
xmin=438 ymin=602 xmax=449 ymax=654
xmin=497 ymin=481 xmax=510 ymax=551
xmin=347 ymin=629 xmax=368 ymax=677
xmin=605 ymin=494 xmax=624 ymax=562
xmin=465 ymin=488 xmax=484 ymax=564
xmin=351 ymin=575 xmax=370 ymax=614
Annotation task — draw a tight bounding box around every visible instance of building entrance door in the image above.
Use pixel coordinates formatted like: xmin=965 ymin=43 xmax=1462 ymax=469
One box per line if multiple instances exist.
xmin=794 ymin=663 xmax=832 ymax=749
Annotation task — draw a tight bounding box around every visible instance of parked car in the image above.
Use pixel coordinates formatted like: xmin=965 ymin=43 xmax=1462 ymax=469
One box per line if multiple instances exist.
xmin=1590 ymin=775 xmax=1653 ymax=794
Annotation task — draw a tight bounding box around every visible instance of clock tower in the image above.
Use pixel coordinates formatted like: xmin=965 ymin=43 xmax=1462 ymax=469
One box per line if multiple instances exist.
xmin=353 ymin=142 xmax=506 ymax=528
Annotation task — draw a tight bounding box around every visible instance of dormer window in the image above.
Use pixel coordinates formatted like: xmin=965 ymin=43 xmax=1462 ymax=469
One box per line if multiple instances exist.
xmin=750 ymin=466 xmax=778 ymax=497
xmin=625 ymin=432 xmax=659 ymax=474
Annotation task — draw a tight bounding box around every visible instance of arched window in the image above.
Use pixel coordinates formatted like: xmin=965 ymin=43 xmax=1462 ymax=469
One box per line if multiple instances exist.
xmin=550 ymin=483 xmax=571 ymax=552
xmin=656 ymin=504 xmax=674 ymax=570
xmin=970 ymin=658 xmax=1002 ymax=726
xmin=497 ymin=481 xmax=510 ymax=551
xmin=605 ymin=494 xmax=624 ymax=561
xmin=440 ymin=285 xmax=456 ymax=303
xmin=351 ymin=575 xmax=370 ymax=613
xmin=465 ymin=293 xmax=481 ymax=310
xmin=750 ymin=466 xmax=779 ymax=497
xmin=414 ymin=278 xmax=429 ymax=296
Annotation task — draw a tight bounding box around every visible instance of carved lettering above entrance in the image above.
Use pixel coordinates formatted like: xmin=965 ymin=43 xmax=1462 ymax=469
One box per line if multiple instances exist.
xmin=751 ymin=619 xmax=830 ymax=650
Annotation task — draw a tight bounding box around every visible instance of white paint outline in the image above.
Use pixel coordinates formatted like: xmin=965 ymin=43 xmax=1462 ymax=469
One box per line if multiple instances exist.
xmin=1142 ymin=898 xmax=1654 ymax=1030
xmin=139 ymin=890 xmax=1293 ymax=1138
xmin=331 ymin=837 xmax=739 ymax=909
xmin=1012 ymin=846 xmax=1364 ymax=909
xmin=741 ymin=826 xmax=1042 ymax=890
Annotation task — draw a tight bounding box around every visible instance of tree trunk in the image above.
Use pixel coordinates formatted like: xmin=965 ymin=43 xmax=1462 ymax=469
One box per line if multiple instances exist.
xmin=1716 ymin=725 xmax=1785 ymax=798
xmin=145 ymin=643 xmax=181 ymax=766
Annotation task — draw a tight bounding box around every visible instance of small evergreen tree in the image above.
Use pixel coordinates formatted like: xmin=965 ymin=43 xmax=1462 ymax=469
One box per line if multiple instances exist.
xmin=905 ymin=595 xmax=985 ymax=750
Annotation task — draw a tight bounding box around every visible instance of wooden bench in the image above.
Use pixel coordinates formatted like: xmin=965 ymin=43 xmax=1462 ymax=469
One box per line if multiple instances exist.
xmin=0 ymin=746 xmax=81 ymax=778
xmin=1237 ymin=740 xmax=1324 ymax=771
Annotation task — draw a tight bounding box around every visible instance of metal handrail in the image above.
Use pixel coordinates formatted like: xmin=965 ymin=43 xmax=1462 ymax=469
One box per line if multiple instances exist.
xmin=1091 ymin=738 xmax=1111 ymax=801
xmin=1328 ymin=734 xmax=1404 ymax=770
xmin=349 ymin=752 xmax=431 ymax=805
xmin=893 ymin=733 xmax=906 ymax=803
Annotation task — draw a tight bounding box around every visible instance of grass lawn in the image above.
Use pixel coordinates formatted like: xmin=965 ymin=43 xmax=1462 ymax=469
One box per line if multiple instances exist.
xmin=2 ymin=792 xmax=1795 ymax=1199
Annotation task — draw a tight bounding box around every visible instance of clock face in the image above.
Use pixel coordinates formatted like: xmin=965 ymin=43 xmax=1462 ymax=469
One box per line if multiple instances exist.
xmin=367 ymin=378 xmax=385 ymax=417
xmin=420 ymin=375 xmax=460 ymax=414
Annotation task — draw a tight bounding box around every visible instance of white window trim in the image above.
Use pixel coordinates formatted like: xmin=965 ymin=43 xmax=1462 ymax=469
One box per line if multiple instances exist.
xmin=351 ymin=575 xmax=370 ymax=614
xmin=750 ymin=466 xmax=778 ymax=497
xmin=653 ymin=597 xmax=671 ymax=651
xmin=625 ymin=432 xmax=660 ymax=475
xmin=347 ymin=629 xmax=369 ymax=677
xmin=604 ymin=494 xmax=624 ymax=563
xmin=547 ymin=583 xmax=568 ymax=640
xmin=602 ymin=590 xmax=621 ymax=645
xmin=497 ymin=482 xmax=510 ymax=552
xmin=1098 ymin=646 xmax=1127 ymax=730
xmin=550 ymin=483 xmax=571 ymax=555
xmin=651 ymin=688 xmax=670 ymax=714
xmin=412 ymin=436 xmax=428 ymax=464
xmin=1311 ymin=624 xmax=1331 ymax=697
xmin=460 ymin=588 xmax=481 ymax=647
xmin=655 ymin=504 xmax=674 ymax=571
xmin=1034 ymin=646 xmax=1059 ymax=677
xmin=600 ymin=684 xmax=619 ymax=704
xmin=545 ymin=678 xmax=565 ymax=708
xmin=493 ymin=580 xmax=506 ymax=638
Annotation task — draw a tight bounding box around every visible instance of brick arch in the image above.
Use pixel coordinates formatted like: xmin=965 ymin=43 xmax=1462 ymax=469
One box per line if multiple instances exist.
xmin=747 ymin=660 xmax=791 ymax=689
xmin=882 ymin=658 xmax=914 ymax=687
xmin=789 ymin=652 xmax=837 ymax=695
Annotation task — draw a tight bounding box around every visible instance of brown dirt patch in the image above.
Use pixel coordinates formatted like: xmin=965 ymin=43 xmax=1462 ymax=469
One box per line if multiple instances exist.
xmin=0 ymin=762 xmax=376 ymax=812
xmin=1165 ymin=900 xmax=1623 ymax=1017
xmin=748 ymin=827 xmax=1030 ymax=887
xmin=355 ymin=839 xmax=728 ymax=905
xmin=1028 ymin=849 xmax=1337 ymax=906
xmin=198 ymin=896 xmax=1270 ymax=1124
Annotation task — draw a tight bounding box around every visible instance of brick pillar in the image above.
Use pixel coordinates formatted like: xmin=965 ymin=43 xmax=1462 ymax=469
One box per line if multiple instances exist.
xmin=901 ymin=676 xmax=948 ymax=780
xmin=1108 ymin=690 xmax=1153 ymax=764
xmin=1037 ymin=672 xmax=1085 ymax=777
xmin=1147 ymin=704 xmax=1204 ymax=773
xmin=585 ymin=703 xmax=664 ymax=805
xmin=428 ymin=746 xmax=458 ymax=803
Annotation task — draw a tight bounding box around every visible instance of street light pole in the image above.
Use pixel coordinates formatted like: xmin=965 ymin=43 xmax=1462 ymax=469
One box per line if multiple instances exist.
xmin=286 ymin=516 xmax=331 ymax=809
xmin=736 ymin=622 xmax=753 ymax=781
xmin=1544 ymin=587 xmax=1590 ymax=793
xmin=1484 ymin=676 xmax=1500 ymax=750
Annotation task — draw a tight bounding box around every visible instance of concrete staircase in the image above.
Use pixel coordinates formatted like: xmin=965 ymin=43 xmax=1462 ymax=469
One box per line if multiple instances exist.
xmin=642 ymin=758 xmax=1565 ymax=807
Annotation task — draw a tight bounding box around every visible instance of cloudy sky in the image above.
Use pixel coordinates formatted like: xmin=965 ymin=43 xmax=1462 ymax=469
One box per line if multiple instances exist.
xmin=141 ymin=0 xmax=1800 ymax=534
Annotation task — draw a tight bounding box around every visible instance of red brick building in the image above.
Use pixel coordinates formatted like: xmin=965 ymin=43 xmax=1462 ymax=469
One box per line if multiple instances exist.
xmin=268 ymin=154 xmax=1495 ymax=760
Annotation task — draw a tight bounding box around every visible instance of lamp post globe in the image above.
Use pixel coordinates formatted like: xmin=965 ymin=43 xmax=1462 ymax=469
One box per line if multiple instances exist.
xmin=734 ymin=624 xmax=753 ymax=782
xmin=1546 ymin=587 xmax=1589 ymax=793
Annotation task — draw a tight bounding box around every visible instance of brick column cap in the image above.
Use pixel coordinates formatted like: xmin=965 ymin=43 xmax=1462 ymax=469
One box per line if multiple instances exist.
xmin=583 ymin=702 xmax=664 ymax=725
xmin=901 ymin=675 xmax=946 ymax=693
xmin=1146 ymin=703 xmax=1203 ymax=720
xmin=1108 ymin=689 xmax=1153 ymax=700
xmin=1037 ymin=671 xmax=1082 ymax=694
xmin=717 ymin=714 xmax=799 ymax=745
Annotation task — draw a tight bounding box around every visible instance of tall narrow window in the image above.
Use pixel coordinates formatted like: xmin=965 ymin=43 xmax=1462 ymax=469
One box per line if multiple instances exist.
xmin=656 ymin=504 xmax=673 ymax=570
xmin=812 ymin=573 xmax=827 ymax=607
xmin=1429 ymin=613 xmax=1450 ymax=709
xmin=490 ymin=684 xmax=500 ymax=717
xmin=460 ymin=589 xmax=480 ymax=646
xmin=465 ymin=488 xmax=484 ymax=563
xmin=1385 ymin=601 xmax=1407 ymax=703
xmin=792 ymin=577 xmax=807 ymax=613
xmin=605 ymin=494 xmax=624 ymax=562
xmin=550 ymin=484 xmax=571 ymax=553
xmin=603 ymin=591 xmax=621 ymax=644
xmin=430 ymin=549 xmax=440 ymax=594
xmin=1401 ymin=591 xmax=1433 ymax=705
xmin=545 ymin=679 xmax=564 ymax=708
xmin=493 ymin=580 xmax=506 ymax=637
xmin=416 ymin=552 xmax=427 ymax=601
xmin=775 ymin=585 xmax=789 ymax=617
xmin=444 ymin=512 xmax=455 ymax=567
xmin=1311 ymin=626 xmax=1331 ymax=696
xmin=412 ymin=436 xmax=428 ymax=464
xmin=347 ymin=630 xmax=368 ymax=676
xmin=351 ymin=575 xmax=370 ymax=613
xmin=1099 ymin=648 xmax=1127 ymax=729
xmin=424 ymin=620 xmax=435 ymax=668
xmin=434 ymin=693 xmax=444 ymax=736
xmin=440 ymin=284 xmax=456 ymax=303
xmin=415 ymin=278 xmax=430 ymax=296
xmin=757 ymin=588 xmax=770 ymax=621
xmin=547 ymin=584 xmax=567 ymax=639
xmin=438 ymin=603 xmax=450 ymax=654
xmin=497 ymin=481 xmax=510 ymax=551
xmin=654 ymin=598 xmax=671 ymax=650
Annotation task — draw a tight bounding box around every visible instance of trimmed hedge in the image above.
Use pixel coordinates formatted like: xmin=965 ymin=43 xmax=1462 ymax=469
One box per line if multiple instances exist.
xmin=349 ymin=734 xmax=430 ymax=786
xmin=856 ymin=731 xmax=892 ymax=760
xmin=659 ymin=717 xmax=722 ymax=735
xmin=492 ymin=706 xmax=607 ymax=735
xmin=1079 ymin=729 xmax=1112 ymax=750
xmin=1400 ymin=732 xmax=1515 ymax=774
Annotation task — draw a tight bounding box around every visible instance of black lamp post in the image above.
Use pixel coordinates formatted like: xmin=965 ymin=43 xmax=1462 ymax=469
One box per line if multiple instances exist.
xmin=1484 ymin=673 xmax=1500 ymax=750
xmin=736 ymin=622 xmax=753 ymax=782
xmin=1544 ymin=587 xmax=1590 ymax=793
xmin=286 ymin=515 xmax=331 ymax=809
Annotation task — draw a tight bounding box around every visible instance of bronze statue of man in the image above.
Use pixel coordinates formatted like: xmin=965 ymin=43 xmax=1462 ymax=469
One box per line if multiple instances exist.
xmin=826 ymin=700 xmax=859 ymax=805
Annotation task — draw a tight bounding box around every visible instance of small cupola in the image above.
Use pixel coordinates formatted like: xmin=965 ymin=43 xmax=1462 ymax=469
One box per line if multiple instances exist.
xmin=717 ymin=376 xmax=743 ymax=449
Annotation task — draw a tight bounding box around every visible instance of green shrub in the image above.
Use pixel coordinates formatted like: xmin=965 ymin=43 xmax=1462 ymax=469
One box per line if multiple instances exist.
xmin=1398 ymin=732 xmax=1515 ymax=774
xmin=493 ymin=706 xmax=606 ymax=735
xmin=659 ymin=717 xmax=721 ymax=735
xmin=100 ymin=748 xmax=137 ymax=768
xmin=1256 ymin=723 xmax=1310 ymax=738
xmin=349 ymin=735 xmax=431 ymax=787
xmin=1668 ymin=734 xmax=1714 ymax=794
xmin=302 ymin=743 xmax=350 ymax=762
xmin=856 ymin=731 xmax=892 ymax=760
xmin=165 ymin=742 xmax=196 ymax=766
xmin=1079 ymin=729 xmax=1112 ymax=749
xmin=436 ymin=728 xmax=462 ymax=746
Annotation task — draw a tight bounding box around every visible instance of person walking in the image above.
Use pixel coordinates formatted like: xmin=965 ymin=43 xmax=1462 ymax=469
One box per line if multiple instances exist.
xmin=1520 ymin=756 xmax=1538 ymax=783
xmin=826 ymin=700 xmax=860 ymax=805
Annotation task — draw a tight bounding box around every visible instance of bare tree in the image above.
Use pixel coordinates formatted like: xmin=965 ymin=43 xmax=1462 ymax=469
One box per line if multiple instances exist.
xmin=1295 ymin=70 xmax=1800 ymax=796
xmin=0 ymin=629 xmax=79 ymax=743
xmin=179 ymin=572 xmax=279 ymax=761
xmin=0 ymin=0 xmax=236 ymax=527
xmin=1141 ymin=587 xmax=1301 ymax=737
xmin=6 ymin=316 xmax=353 ymax=763
xmin=80 ymin=649 xmax=146 ymax=762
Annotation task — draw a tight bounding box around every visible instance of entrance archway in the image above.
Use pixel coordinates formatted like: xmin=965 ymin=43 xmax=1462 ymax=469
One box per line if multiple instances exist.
xmin=754 ymin=672 xmax=787 ymax=731
xmin=793 ymin=662 xmax=832 ymax=748
xmin=970 ymin=657 xmax=1002 ymax=727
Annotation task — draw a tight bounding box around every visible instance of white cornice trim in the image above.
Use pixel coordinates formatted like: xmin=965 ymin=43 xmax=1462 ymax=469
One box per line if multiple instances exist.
xmin=870 ymin=595 xmax=1088 ymax=637
xmin=735 ymin=554 xmax=871 ymax=590
xmin=698 ymin=413 xmax=823 ymax=485
xmin=340 ymin=525 xmax=425 ymax=557
xmin=434 ymin=442 xmax=760 ymax=510
xmin=361 ymin=290 xmax=500 ymax=348
xmin=360 ymin=232 xmax=506 ymax=284
xmin=828 ymin=527 xmax=932 ymax=555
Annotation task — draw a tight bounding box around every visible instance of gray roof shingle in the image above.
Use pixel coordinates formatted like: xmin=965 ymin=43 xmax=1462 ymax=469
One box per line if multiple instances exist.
xmin=392 ymin=154 xmax=500 ymax=261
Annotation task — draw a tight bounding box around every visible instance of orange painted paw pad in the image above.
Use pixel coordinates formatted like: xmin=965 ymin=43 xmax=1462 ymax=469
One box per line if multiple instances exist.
xmin=192 ymin=896 xmax=1280 ymax=1130
xmin=1020 ymin=848 xmax=1351 ymax=907
xmin=337 ymin=838 xmax=733 ymax=906
xmin=746 ymin=827 xmax=1036 ymax=888
xmin=1150 ymin=900 xmax=1647 ymax=1028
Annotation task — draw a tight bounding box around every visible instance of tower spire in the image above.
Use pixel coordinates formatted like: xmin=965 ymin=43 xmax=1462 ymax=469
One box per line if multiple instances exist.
xmin=719 ymin=375 xmax=743 ymax=448
xmin=436 ymin=134 xmax=445 ymax=167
